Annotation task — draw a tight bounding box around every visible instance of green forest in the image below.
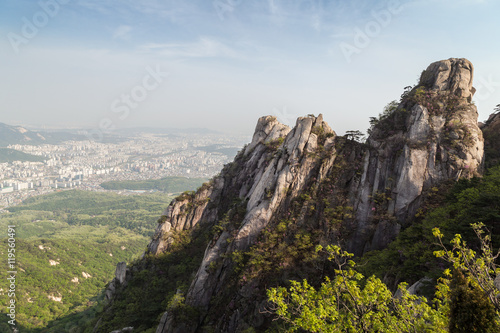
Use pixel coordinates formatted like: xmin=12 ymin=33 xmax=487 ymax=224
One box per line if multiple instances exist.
xmin=100 ymin=177 xmax=207 ymax=193
xmin=0 ymin=190 xmax=176 ymax=332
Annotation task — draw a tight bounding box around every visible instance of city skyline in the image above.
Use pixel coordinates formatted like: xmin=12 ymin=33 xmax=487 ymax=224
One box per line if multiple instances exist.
xmin=1 ymin=0 xmax=500 ymax=137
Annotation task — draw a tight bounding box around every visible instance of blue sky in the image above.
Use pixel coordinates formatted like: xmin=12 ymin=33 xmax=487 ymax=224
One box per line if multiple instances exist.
xmin=1 ymin=0 xmax=499 ymax=137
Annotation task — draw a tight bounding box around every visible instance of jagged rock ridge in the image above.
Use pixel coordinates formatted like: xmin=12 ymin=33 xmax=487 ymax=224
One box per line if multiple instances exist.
xmin=99 ymin=58 xmax=486 ymax=333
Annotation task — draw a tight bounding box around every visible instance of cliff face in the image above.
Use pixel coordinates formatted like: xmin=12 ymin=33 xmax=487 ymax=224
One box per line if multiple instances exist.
xmin=348 ymin=58 xmax=483 ymax=254
xmin=102 ymin=58 xmax=485 ymax=333
xmin=481 ymin=109 xmax=500 ymax=168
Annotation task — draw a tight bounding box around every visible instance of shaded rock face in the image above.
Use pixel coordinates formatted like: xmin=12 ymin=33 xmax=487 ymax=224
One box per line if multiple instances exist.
xmin=138 ymin=58 xmax=484 ymax=332
xmin=481 ymin=111 xmax=500 ymax=168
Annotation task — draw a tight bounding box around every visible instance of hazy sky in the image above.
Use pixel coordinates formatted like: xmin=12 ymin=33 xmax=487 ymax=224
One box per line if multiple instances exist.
xmin=1 ymin=0 xmax=500 ymax=137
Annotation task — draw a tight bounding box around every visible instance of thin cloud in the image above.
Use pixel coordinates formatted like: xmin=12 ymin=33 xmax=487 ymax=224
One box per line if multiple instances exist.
xmin=139 ymin=37 xmax=241 ymax=59
xmin=113 ymin=25 xmax=132 ymax=40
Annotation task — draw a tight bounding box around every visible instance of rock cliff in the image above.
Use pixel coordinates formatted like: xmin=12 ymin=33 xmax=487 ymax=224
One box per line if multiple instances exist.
xmin=481 ymin=109 xmax=500 ymax=168
xmin=98 ymin=58 xmax=486 ymax=332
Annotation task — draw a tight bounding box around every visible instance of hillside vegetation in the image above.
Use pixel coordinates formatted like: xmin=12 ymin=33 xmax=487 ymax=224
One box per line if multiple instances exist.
xmin=100 ymin=177 xmax=207 ymax=193
xmin=0 ymin=190 xmax=176 ymax=332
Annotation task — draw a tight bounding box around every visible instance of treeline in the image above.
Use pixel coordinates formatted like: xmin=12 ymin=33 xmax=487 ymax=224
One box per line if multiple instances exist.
xmin=100 ymin=176 xmax=207 ymax=193
xmin=6 ymin=190 xmax=174 ymax=237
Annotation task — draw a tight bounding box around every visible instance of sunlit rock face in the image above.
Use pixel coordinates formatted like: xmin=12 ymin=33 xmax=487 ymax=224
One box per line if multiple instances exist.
xmin=350 ymin=58 xmax=483 ymax=254
xmin=116 ymin=58 xmax=485 ymax=333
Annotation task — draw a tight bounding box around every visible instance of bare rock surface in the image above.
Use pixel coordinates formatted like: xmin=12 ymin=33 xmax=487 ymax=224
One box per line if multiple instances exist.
xmin=104 ymin=58 xmax=486 ymax=333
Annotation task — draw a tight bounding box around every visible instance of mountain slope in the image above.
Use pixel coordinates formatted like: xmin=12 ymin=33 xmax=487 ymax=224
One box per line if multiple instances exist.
xmin=0 ymin=190 xmax=176 ymax=332
xmin=93 ymin=58 xmax=487 ymax=333
xmin=0 ymin=148 xmax=45 ymax=162
xmin=0 ymin=123 xmax=85 ymax=147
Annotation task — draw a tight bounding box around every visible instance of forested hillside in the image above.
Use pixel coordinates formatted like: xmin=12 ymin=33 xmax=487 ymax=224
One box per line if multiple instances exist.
xmin=0 ymin=190 xmax=176 ymax=332
xmin=100 ymin=177 xmax=207 ymax=193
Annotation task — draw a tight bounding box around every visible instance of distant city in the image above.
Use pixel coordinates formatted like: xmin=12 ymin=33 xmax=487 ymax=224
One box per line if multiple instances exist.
xmin=0 ymin=129 xmax=246 ymax=210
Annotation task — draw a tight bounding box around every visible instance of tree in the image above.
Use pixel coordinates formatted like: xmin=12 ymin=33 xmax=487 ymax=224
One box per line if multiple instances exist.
xmin=434 ymin=223 xmax=500 ymax=331
xmin=343 ymin=130 xmax=364 ymax=142
xmin=433 ymin=223 xmax=500 ymax=314
xmin=267 ymin=245 xmax=447 ymax=332
xmin=448 ymin=268 xmax=499 ymax=333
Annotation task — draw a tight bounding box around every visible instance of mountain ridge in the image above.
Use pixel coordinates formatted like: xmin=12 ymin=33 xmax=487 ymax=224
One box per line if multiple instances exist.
xmin=95 ymin=58 xmax=493 ymax=333
xmin=0 ymin=122 xmax=87 ymax=147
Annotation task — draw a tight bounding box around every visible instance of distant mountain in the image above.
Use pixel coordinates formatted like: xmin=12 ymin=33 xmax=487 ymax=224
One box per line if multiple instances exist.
xmin=114 ymin=126 xmax=221 ymax=136
xmin=0 ymin=148 xmax=45 ymax=163
xmin=0 ymin=122 xmax=86 ymax=147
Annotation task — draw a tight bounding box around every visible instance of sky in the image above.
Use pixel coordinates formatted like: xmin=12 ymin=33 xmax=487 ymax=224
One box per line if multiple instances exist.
xmin=1 ymin=0 xmax=500 ymax=137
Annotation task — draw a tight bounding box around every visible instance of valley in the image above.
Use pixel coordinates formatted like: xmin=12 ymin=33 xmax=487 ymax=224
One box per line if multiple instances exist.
xmin=0 ymin=188 xmax=205 ymax=332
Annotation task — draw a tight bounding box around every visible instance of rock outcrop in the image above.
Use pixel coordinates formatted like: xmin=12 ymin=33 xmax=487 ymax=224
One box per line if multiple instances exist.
xmin=348 ymin=58 xmax=483 ymax=254
xmin=481 ymin=110 xmax=500 ymax=168
xmin=104 ymin=261 xmax=129 ymax=302
xmin=98 ymin=58 xmax=486 ymax=333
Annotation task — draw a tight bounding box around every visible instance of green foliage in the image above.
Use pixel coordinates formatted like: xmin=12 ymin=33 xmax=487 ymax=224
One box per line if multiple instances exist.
xmin=0 ymin=237 xmax=144 ymax=332
xmin=359 ymin=166 xmax=500 ymax=289
xmin=448 ymin=269 xmax=499 ymax=333
xmin=443 ymin=119 xmax=475 ymax=148
xmin=211 ymin=197 xmax=247 ymax=239
xmin=267 ymin=245 xmax=448 ymax=332
xmin=175 ymin=190 xmax=196 ymax=201
xmin=167 ymin=291 xmax=199 ymax=323
xmin=368 ymin=100 xmax=408 ymax=138
xmin=100 ymin=176 xmax=207 ymax=193
xmin=413 ymin=87 xmax=463 ymax=116
xmin=433 ymin=223 xmax=500 ymax=332
xmin=313 ymin=124 xmax=335 ymax=150
xmin=5 ymin=190 xmax=173 ymax=237
xmin=241 ymin=220 xmax=318 ymax=281
xmin=0 ymin=190 xmax=173 ymax=332
xmin=265 ymin=137 xmax=285 ymax=151
xmin=433 ymin=223 xmax=500 ymax=314
xmin=94 ymin=226 xmax=209 ymax=332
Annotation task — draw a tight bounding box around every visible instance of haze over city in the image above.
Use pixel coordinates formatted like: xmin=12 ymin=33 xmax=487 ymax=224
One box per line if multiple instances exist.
xmin=1 ymin=0 xmax=500 ymax=136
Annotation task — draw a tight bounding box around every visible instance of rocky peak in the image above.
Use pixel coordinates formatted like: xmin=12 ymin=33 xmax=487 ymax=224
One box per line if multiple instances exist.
xmin=154 ymin=59 xmax=484 ymax=333
xmin=244 ymin=115 xmax=290 ymax=154
xmin=97 ymin=59 xmax=487 ymax=333
xmin=419 ymin=58 xmax=475 ymax=101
